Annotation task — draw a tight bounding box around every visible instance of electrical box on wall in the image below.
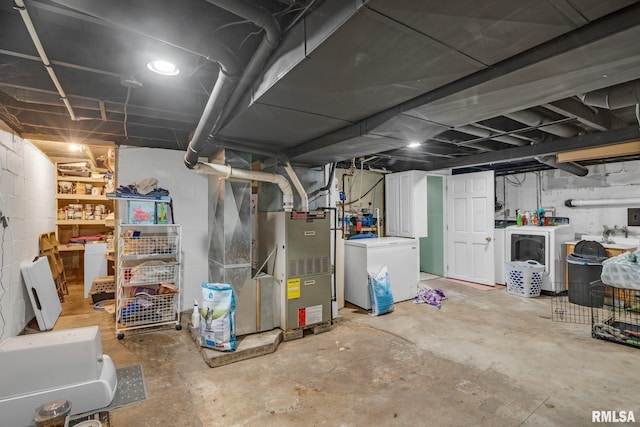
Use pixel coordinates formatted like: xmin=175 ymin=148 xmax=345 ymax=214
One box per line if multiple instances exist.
xmin=629 ymin=208 xmax=640 ymax=226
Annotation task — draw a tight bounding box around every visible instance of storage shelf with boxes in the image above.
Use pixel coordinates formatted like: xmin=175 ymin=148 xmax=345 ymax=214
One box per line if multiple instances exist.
xmin=56 ymin=162 xmax=116 ymax=284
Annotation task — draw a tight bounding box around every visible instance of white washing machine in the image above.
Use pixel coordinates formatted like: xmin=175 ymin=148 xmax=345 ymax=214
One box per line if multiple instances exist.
xmin=506 ymin=224 xmax=574 ymax=293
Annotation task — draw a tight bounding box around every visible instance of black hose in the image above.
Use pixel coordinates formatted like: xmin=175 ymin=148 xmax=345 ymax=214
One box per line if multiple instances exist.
xmin=345 ymin=176 xmax=384 ymax=205
xmin=308 ymin=163 xmax=336 ymax=198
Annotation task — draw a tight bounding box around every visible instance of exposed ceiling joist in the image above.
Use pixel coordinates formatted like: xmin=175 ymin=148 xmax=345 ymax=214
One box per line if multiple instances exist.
xmin=557 ymin=140 xmax=640 ymax=163
xmin=3 ymin=0 xmax=640 ymax=175
xmin=419 ymin=126 xmax=640 ymax=171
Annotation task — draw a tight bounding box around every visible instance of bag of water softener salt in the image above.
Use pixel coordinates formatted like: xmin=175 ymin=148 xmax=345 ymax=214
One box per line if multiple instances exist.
xmin=200 ymin=282 xmax=236 ymax=352
xmin=368 ymin=266 xmax=394 ymax=316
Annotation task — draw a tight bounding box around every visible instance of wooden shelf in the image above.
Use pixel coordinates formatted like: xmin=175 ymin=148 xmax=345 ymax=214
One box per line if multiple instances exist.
xmin=57 ymin=244 xmax=85 ymax=252
xmin=56 ymin=194 xmax=108 ymax=201
xmin=57 ymin=176 xmax=106 ymax=183
xmin=57 ymin=219 xmax=113 ymax=226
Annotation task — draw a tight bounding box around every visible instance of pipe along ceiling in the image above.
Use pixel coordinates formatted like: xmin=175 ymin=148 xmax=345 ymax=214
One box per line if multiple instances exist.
xmin=504 ymin=110 xmax=589 ymax=176
xmin=185 ymin=0 xmax=282 ymax=168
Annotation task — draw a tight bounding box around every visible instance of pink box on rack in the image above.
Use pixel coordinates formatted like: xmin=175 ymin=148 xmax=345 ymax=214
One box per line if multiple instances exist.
xmin=127 ymin=200 xmax=156 ymax=224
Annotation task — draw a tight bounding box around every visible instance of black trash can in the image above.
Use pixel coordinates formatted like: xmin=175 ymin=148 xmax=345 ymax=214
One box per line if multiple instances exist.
xmin=567 ymin=253 xmax=606 ymax=307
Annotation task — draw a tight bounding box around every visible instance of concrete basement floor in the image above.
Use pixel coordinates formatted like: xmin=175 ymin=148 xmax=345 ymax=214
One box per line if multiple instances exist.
xmin=49 ymin=274 xmax=640 ymax=426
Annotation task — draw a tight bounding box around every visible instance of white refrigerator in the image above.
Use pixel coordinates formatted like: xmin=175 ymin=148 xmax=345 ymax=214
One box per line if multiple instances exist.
xmin=344 ymin=237 xmax=420 ymax=309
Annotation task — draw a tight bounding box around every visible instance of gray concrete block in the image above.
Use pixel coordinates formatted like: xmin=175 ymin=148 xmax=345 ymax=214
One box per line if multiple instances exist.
xmin=189 ymin=325 xmax=283 ymax=368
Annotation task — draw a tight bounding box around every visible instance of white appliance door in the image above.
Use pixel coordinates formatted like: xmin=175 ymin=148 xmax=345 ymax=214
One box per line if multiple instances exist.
xmin=84 ymin=243 xmax=107 ymax=298
xmin=494 ymin=228 xmax=506 ymax=285
xmin=21 ymin=257 xmax=62 ymax=330
xmin=446 ymin=171 xmax=495 ymax=285
xmin=506 ymin=229 xmax=550 ymax=275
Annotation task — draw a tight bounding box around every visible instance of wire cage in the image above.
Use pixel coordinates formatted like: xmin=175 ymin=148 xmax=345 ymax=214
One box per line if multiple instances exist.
xmin=591 ymin=284 xmax=640 ymax=348
xmin=551 ymin=280 xmax=605 ymax=324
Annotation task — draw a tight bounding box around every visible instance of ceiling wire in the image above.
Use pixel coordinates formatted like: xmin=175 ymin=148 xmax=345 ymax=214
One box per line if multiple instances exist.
xmin=123 ymin=86 xmax=131 ymax=139
xmin=283 ymin=1 xmax=317 ymax=33
xmin=213 ymin=18 xmax=252 ymax=35
xmin=173 ymin=129 xmax=183 ymax=150
xmin=240 ymin=29 xmax=265 ymax=48
xmin=505 ymin=174 xmax=526 ymax=187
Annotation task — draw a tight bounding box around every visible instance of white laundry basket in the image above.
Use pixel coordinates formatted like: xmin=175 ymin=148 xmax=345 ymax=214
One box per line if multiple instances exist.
xmin=505 ymin=260 xmax=544 ymax=297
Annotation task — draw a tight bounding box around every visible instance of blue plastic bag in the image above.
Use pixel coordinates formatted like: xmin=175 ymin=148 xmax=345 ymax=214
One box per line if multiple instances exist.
xmin=368 ymin=266 xmax=394 ymax=316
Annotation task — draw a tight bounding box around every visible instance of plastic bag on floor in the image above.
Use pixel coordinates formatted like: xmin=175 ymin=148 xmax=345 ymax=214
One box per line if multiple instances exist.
xmin=368 ymin=266 xmax=394 ymax=316
xmin=414 ymin=288 xmax=447 ymax=309
xmin=200 ymin=282 xmax=236 ymax=352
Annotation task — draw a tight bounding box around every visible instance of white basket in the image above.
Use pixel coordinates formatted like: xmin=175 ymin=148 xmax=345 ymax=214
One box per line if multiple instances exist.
xmin=505 ymin=260 xmax=544 ymax=297
xmin=123 ymin=262 xmax=179 ymax=286
xmin=119 ymin=292 xmax=177 ymax=326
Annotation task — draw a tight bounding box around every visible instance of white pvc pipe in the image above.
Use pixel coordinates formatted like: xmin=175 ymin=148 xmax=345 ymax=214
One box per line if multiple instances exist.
xmin=565 ymin=198 xmax=640 ymax=207
xmin=15 ymin=0 xmax=77 ymax=121
xmin=194 ymin=161 xmax=294 ymax=211
xmin=283 ymin=163 xmax=309 ymax=212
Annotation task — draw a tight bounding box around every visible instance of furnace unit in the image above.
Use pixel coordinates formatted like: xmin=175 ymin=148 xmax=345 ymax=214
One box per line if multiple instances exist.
xmin=258 ymin=211 xmax=332 ymax=331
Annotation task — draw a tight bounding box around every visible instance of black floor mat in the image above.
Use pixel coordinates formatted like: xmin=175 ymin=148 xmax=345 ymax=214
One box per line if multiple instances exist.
xmin=107 ymin=364 xmax=147 ymax=410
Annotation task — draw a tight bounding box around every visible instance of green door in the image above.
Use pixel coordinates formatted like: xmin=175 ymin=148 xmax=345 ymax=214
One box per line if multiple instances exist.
xmin=419 ymin=176 xmax=444 ymax=276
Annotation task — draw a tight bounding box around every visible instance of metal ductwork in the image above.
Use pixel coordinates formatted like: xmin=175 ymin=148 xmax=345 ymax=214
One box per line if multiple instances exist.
xmin=283 ymin=163 xmax=309 ymax=212
xmin=204 ymin=0 xmax=281 ymax=128
xmin=578 ymin=80 xmax=640 ymax=110
xmin=456 ymin=124 xmax=529 ymax=147
xmin=504 ymin=110 xmax=579 ymax=138
xmin=184 ymin=0 xmax=282 ymax=168
xmin=184 ymin=71 xmax=237 ymax=167
xmin=194 ymin=161 xmax=294 ymax=211
xmin=506 ymin=109 xmax=589 ymax=176
xmin=535 ymin=155 xmax=588 ymax=177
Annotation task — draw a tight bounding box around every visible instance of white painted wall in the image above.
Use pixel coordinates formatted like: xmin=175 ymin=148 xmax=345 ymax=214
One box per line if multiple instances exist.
xmin=117 ymin=147 xmax=208 ymax=312
xmin=336 ymin=168 xmax=385 ymax=231
xmin=0 ymin=129 xmax=56 ymax=340
xmin=496 ymin=160 xmax=640 ymax=239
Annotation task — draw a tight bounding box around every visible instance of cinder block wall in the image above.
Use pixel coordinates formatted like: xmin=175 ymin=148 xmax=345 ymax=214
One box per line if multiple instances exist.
xmin=0 ymin=128 xmax=56 ymax=339
xmin=496 ymin=161 xmax=640 ymax=238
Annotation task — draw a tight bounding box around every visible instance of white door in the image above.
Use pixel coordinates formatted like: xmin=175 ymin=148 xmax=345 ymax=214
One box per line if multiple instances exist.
xmin=384 ymin=175 xmax=399 ymax=236
xmin=398 ymin=172 xmax=413 ymax=236
xmin=446 ymin=171 xmax=495 ymax=285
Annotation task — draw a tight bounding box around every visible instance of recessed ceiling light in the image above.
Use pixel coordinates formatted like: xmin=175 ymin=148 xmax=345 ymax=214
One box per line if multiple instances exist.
xmin=69 ymin=143 xmax=83 ymax=152
xmin=147 ymin=60 xmax=180 ymax=76
xmin=407 ymin=142 xmax=421 ymax=148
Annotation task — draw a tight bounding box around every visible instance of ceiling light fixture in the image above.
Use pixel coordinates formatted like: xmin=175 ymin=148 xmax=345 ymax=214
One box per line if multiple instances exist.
xmin=407 ymin=142 xmax=421 ymax=148
xmin=69 ymin=143 xmax=83 ymax=152
xmin=147 ymin=60 xmax=180 ymax=76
